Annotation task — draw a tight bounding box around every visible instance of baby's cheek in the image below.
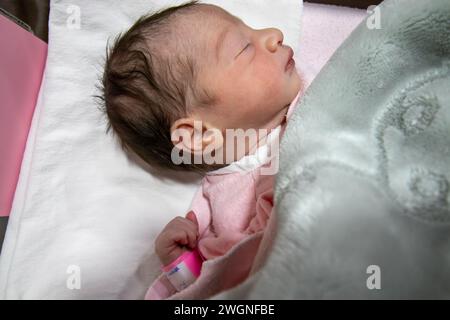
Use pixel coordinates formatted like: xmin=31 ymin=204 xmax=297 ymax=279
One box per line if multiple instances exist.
xmin=254 ymin=61 xmax=277 ymax=77
xmin=254 ymin=68 xmax=284 ymax=100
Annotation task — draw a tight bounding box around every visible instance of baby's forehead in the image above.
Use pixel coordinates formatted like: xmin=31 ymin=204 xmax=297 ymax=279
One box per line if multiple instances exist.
xmin=182 ymin=4 xmax=240 ymax=31
xmin=194 ymin=4 xmax=237 ymax=20
xmin=156 ymin=4 xmax=242 ymax=66
xmin=174 ymin=5 xmax=238 ymax=47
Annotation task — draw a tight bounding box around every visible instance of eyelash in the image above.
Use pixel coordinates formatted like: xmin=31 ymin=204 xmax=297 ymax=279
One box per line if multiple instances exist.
xmin=240 ymin=43 xmax=251 ymax=55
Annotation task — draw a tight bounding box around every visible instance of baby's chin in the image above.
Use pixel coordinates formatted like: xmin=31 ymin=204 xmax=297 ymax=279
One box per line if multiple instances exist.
xmin=286 ymin=68 xmax=303 ymax=99
xmin=269 ymin=74 xmax=302 ymax=126
xmin=263 ymin=104 xmax=291 ymax=130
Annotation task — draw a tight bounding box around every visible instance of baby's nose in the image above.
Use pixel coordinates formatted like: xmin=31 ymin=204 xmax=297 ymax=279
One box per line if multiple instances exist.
xmin=265 ymin=28 xmax=284 ymax=52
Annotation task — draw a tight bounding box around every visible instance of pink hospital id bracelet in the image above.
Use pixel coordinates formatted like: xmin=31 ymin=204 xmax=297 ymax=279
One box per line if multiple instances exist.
xmin=161 ymin=249 xmax=204 ymax=291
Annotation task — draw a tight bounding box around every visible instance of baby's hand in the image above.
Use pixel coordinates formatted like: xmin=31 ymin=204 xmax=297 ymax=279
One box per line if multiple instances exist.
xmin=155 ymin=211 xmax=199 ymax=266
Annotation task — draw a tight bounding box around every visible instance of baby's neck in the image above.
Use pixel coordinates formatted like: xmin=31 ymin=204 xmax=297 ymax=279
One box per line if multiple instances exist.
xmin=244 ymin=104 xmax=289 ymax=156
xmin=219 ymin=108 xmax=288 ymax=164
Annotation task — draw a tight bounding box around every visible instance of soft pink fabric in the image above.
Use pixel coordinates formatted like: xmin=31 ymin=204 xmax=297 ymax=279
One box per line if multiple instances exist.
xmin=0 ymin=15 xmax=47 ymax=217
xmin=192 ymin=167 xmax=276 ymax=259
xmin=144 ymin=3 xmax=366 ymax=300
xmin=297 ymin=2 xmax=366 ymax=91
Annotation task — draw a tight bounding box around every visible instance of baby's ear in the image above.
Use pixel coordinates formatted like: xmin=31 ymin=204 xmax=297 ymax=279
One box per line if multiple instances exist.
xmin=170 ymin=118 xmax=223 ymax=155
xmin=170 ymin=118 xmax=200 ymax=154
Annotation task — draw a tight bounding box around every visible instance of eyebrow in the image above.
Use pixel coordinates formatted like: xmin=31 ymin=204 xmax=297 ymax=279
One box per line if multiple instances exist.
xmin=215 ymin=27 xmax=231 ymax=64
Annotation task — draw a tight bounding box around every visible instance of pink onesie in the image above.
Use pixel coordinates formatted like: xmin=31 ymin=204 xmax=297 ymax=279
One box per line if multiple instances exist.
xmin=145 ymin=91 xmax=301 ymax=300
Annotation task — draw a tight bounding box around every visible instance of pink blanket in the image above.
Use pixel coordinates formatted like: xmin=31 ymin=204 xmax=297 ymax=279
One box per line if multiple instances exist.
xmin=0 ymin=15 xmax=47 ymax=217
xmin=298 ymin=2 xmax=366 ymax=91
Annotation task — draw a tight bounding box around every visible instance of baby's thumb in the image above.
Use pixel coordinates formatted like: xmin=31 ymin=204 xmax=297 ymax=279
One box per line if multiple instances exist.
xmin=185 ymin=210 xmax=198 ymax=227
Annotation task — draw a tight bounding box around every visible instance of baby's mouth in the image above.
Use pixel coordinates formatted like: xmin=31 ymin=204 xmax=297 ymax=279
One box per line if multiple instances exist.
xmin=285 ymin=47 xmax=295 ymax=72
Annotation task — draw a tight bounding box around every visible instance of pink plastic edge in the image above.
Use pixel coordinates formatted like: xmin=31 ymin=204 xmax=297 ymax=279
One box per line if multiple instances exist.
xmin=161 ymin=249 xmax=203 ymax=278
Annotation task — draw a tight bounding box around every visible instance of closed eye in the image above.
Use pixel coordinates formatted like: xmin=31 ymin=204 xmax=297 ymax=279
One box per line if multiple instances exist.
xmin=236 ymin=43 xmax=251 ymax=58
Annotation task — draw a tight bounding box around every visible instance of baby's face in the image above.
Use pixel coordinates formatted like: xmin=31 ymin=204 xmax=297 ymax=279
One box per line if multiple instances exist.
xmin=192 ymin=5 xmax=302 ymax=131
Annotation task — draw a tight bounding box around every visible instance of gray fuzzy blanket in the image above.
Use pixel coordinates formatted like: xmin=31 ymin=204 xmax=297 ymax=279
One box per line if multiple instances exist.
xmin=213 ymin=0 xmax=450 ymax=299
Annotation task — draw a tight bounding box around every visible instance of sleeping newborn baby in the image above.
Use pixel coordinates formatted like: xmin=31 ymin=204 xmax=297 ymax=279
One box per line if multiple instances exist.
xmin=101 ymin=0 xmax=302 ymax=299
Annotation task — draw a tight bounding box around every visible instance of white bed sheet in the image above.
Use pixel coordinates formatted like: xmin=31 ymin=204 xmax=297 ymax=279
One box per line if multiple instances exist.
xmin=0 ymin=0 xmax=303 ymax=299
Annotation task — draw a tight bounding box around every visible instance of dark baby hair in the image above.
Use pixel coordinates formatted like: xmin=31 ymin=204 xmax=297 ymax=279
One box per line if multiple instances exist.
xmin=99 ymin=0 xmax=223 ymax=173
